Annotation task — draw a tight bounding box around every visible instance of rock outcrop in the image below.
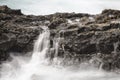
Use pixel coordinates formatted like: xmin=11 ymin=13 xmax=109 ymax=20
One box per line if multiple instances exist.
xmin=0 ymin=5 xmax=120 ymax=71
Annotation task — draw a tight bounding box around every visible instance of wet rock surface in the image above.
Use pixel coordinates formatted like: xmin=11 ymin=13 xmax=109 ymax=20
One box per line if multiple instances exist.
xmin=0 ymin=5 xmax=120 ymax=71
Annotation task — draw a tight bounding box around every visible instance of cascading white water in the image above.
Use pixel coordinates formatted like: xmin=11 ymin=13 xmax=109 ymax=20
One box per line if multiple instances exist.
xmin=0 ymin=27 xmax=120 ymax=80
xmin=32 ymin=27 xmax=50 ymax=62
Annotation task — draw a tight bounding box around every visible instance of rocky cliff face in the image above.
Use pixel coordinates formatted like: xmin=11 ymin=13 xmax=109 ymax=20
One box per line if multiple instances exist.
xmin=0 ymin=5 xmax=120 ymax=71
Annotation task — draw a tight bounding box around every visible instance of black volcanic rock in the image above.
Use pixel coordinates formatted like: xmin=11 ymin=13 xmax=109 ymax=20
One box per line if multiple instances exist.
xmin=0 ymin=5 xmax=120 ymax=71
xmin=0 ymin=5 xmax=22 ymax=15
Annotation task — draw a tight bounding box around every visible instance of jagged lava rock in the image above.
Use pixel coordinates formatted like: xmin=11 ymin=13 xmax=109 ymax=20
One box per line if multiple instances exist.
xmin=0 ymin=5 xmax=120 ymax=71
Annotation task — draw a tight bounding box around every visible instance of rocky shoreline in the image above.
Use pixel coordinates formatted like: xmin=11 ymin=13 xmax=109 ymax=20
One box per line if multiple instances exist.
xmin=0 ymin=5 xmax=120 ymax=71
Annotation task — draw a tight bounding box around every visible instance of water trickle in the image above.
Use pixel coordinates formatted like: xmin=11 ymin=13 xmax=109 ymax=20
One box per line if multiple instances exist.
xmin=113 ymin=41 xmax=120 ymax=54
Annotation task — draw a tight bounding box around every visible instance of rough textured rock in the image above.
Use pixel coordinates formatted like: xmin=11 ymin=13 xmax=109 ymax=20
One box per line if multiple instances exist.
xmin=0 ymin=5 xmax=120 ymax=71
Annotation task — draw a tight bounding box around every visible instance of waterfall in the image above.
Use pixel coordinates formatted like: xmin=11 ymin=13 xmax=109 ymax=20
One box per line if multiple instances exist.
xmin=0 ymin=27 xmax=120 ymax=80
xmin=32 ymin=27 xmax=50 ymax=61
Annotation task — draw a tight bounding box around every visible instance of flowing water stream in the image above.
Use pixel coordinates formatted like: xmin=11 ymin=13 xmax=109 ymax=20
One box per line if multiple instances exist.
xmin=0 ymin=27 xmax=120 ymax=80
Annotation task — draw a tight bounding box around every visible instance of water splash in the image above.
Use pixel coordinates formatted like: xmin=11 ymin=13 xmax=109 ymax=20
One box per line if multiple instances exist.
xmin=0 ymin=27 xmax=120 ymax=80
